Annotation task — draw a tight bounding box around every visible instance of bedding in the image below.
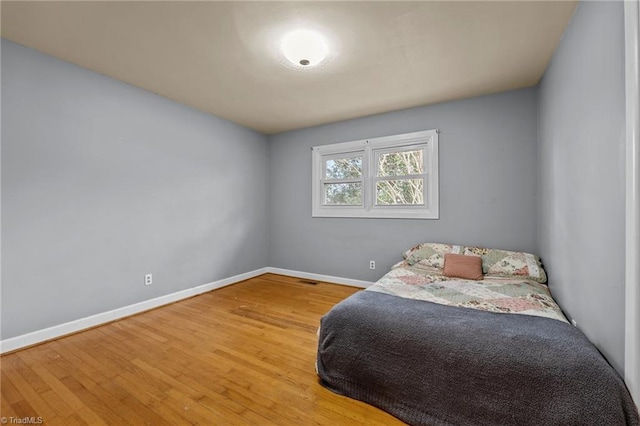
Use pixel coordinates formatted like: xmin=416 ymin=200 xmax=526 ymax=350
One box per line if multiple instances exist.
xmin=316 ymin=249 xmax=639 ymax=426
xmin=368 ymin=262 xmax=567 ymax=322
xmin=403 ymin=243 xmax=462 ymax=268
xmin=403 ymin=243 xmax=547 ymax=283
xmin=463 ymin=246 xmax=547 ymax=283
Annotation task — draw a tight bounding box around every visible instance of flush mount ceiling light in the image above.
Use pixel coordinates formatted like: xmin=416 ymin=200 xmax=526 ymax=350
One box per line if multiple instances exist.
xmin=280 ymin=29 xmax=329 ymax=69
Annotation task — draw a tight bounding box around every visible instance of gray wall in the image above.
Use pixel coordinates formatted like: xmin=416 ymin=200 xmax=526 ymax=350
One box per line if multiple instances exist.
xmin=268 ymin=88 xmax=539 ymax=281
xmin=538 ymin=1 xmax=626 ymax=374
xmin=1 ymin=40 xmax=269 ymax=339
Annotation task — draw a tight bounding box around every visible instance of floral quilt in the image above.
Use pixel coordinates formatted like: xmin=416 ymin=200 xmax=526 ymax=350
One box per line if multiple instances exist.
xmin=367 ymin=262 xmax=568 ymax=323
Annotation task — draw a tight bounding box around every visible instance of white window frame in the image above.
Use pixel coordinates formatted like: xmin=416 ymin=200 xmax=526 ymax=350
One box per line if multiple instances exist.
xmin=312 ymin=129 xmax=439 ymax=219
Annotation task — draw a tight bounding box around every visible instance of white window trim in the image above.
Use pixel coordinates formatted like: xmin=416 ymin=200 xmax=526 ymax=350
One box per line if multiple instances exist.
xmin=312 ymin=129 xmax=439 ymax=219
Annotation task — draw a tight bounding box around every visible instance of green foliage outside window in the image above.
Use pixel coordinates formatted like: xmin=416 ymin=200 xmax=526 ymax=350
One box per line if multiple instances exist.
xmin=324 ymin=157 xmax=362 ymax=205
xmin=323 ymin=150 xmax=425 ymax=206
xmin=376 ymin=150 xmax=424 ymax=205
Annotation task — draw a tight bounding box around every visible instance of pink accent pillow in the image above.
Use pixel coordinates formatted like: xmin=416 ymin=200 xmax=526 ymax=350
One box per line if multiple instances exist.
xmin=443 ymin=253 xmax=484 ymax=280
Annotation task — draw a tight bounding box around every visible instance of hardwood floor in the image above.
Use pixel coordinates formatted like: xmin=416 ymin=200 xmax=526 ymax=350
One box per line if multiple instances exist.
xmin=0 ymin=274 xmax=405 ymax=425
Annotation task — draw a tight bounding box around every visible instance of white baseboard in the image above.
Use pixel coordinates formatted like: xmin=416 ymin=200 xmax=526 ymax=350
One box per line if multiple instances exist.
xmin=0 ymin=267 xmax=372 ymax=354
xmin=266 ymin=267 xmax=374 ymax=288
xmin=0 ymin=267 xmax=269 ymax=354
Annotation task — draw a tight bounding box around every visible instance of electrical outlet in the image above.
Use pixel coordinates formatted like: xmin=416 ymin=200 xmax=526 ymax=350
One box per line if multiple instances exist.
xmin=369 ymin=260 xmax=376 ymax=270
xmin=571 ymin=319 xmax=577 ymax=327
xmin=145 ymin=274 xmax=153 ymax=286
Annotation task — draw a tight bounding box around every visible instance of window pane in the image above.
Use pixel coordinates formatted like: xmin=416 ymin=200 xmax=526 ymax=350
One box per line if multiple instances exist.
xmin=325 ymin=157 xmax=362 ymax=179
xmin=376 ymin=179 xmax=424 ymax=205
xmin=377 ymin=150 xmax=424 ymax=177
xmin=324 ymin=183 xmax=362 ymax=205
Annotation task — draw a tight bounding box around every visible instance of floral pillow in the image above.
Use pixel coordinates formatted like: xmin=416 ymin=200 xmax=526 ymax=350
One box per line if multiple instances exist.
xmin=463 ymin=246 xmax=547 ymax=283
xmin=403 ymin=243 xmax=463 ymax=269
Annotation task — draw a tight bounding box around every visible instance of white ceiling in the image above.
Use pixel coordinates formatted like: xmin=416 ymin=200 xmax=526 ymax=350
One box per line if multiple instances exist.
xmin=1 ymin=1 xmax=577 ymax=134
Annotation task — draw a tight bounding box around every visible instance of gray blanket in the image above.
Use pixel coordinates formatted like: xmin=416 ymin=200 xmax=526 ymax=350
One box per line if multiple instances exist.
xmin=317 ymin=291 xmax=639 ymax=426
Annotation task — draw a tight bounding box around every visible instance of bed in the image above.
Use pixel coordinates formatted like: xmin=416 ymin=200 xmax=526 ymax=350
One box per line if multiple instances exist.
xmin=316 ymin=243 xmax=639 ymax=426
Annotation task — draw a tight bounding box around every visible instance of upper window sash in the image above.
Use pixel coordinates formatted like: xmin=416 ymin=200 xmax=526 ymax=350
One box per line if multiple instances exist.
xmin=322 ymin=152 xmax=364 ymax=183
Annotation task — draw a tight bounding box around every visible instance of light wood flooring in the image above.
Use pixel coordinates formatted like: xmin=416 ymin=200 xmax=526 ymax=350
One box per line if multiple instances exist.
xmin=0 ymin=273 xmax=405 ymax=425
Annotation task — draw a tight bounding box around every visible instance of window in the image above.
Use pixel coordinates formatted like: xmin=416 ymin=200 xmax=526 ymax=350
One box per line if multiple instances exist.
xmin=323 ymin=154 xmax=363 ymax=206
xmin=312 ymin=129 xmax=439 ymax=219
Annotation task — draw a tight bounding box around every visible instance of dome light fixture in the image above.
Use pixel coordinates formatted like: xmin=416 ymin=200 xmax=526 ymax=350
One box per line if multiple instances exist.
xmin=280 ymin=29 xmax=329 ymax=69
